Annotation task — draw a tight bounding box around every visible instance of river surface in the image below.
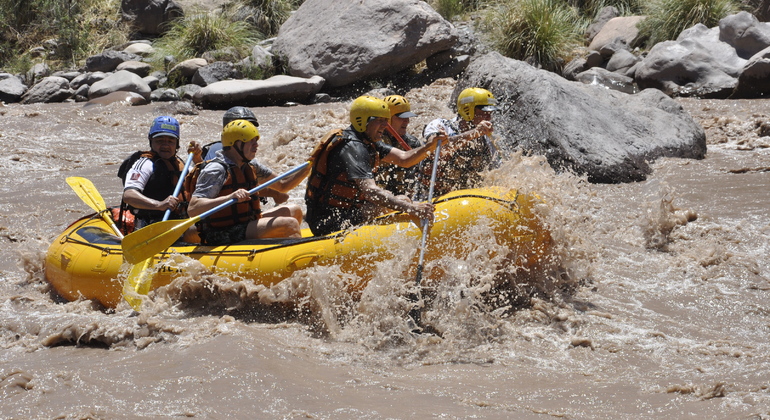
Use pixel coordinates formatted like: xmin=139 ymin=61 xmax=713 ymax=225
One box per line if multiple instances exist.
xmin=1 ymin=80 xmax=769 ymax=419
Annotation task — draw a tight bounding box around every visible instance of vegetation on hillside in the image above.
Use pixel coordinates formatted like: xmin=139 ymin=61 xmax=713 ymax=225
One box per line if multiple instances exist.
xmin=0 ymin=0 xmax=752 ymax=80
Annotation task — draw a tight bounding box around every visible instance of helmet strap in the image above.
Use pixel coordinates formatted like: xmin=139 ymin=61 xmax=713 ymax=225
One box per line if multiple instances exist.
xmin=234 ymin=141 xmax=249 ymax=163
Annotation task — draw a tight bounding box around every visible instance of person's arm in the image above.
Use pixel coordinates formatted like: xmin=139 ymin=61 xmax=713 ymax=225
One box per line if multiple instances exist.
xmin=188 ymin=189 xmax=252 ymax=217
xmin=123 ymin=188 xmax=178 ymax=212
xmin=382 ymin=134 xmax=444 ymax=168
xmin=427 ymin=120 xmax=494 ymax=158
xmin=355 ymin=178 xmax=434 ymax=220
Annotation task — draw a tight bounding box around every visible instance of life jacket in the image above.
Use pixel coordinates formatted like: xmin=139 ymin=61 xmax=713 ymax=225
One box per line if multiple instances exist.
xmin=305 ymin=128 xmax=381 ymax=210
xmin=419 ymin=122 xmax=493 ymax=197
xmin=183 ymin=157 xmax=261 ymax=230
xmin=117 ymin=150 xmax=185 ymax=233
xmin=376 ymin=132 xmax=422 ymax=196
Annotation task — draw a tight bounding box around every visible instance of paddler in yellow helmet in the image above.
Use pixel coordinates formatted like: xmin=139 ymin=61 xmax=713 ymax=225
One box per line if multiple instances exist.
xmin=420 ymin=87 xmax=498 ymax=198
xmin=304 ymin=95 xmax=446 ymax=236
xmin=187 ymin=120 xmax=303 ymax=244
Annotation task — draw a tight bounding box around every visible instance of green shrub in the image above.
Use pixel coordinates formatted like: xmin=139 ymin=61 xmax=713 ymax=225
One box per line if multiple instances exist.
xmin=637 ymin=0 xmax=742 ymax=46
xmin=485 ymin=0 xmax=585 ymax=73
xmin=0 ymin=0 xmax=125 ymax=70
xmin=429 ymin=0 xmax=486 ymax=21
xmin=566 ymin=0 xmax=644 ymax=19
xmin=151 ymin=9 xmax=260 ymax=66
xmin=224 ymin=0 xmax=300 ymax=37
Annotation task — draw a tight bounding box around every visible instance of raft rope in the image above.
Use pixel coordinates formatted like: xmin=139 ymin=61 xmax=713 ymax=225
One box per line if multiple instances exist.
xmin=60 ymin=192 xmax=521 ymax=258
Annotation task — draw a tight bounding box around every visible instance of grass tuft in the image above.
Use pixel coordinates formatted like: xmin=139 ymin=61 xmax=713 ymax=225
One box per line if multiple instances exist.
xmin=637 ymin=0 xmax=742 ymax=46
xmin=485 ymin=0 xmax=585 ymax=73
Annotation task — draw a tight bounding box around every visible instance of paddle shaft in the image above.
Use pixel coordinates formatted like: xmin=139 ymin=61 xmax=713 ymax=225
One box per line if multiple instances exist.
xmin=414 ymin=138 xmax=442 ymax=285
xmin=409 ymin=139 xmax=442 ymax=327
xmin=163 ymin=152 xmax=195 ymax=221
xmin=197 ymin=161 xmax=310 ymax=220
xmin=385 ymin=124 xmax=412 ymax=151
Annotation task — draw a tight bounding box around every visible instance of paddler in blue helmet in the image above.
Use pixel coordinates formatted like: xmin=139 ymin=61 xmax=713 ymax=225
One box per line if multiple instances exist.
xmin=120 ymin=116 xmax=202 ymax=231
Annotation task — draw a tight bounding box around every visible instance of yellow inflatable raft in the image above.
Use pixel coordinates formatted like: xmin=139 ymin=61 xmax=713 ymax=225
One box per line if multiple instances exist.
xmin=45 ymin=188 xmax=552 ymax=308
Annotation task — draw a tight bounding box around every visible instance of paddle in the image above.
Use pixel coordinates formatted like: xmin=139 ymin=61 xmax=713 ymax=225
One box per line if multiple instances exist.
xmin=385 ymin=123 xmax=412 ymax=151
xmin=408 ymin=138 xmax=443 ymax=327
xmin=66 ymin=176 xmax=124 ymax=238
xmin=123 ymin=152 xmax=195 ymax=310
xmin=122 ymin=161 xmax=311 ymax=264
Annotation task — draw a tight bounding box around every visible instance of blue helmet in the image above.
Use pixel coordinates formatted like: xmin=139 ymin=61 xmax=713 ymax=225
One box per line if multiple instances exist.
xmin=148 ymin=116 xmax=180 ymax=140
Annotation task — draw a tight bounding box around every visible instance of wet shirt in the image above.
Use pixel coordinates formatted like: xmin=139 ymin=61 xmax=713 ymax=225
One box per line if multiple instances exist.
xmin=421 ymin=117 xmax=497 ymax=197
xmin=192 ymin=150 xmax=273 ymax=199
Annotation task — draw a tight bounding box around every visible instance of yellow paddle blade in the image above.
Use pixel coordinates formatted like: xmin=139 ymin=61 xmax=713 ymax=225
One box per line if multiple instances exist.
xmin=121 ymin=217 xmax=200 ymax=264
xmin=66 ymin=176 xmax=106 ymax=212
xmin=66 ymin=176 xmax=123 ymax=238
xmin=123 ymin=258 xmax=153 ymax=311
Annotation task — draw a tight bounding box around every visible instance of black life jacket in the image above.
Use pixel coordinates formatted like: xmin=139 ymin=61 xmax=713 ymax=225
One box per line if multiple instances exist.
xmin=117 ymin=150 xmax=185 ymax=230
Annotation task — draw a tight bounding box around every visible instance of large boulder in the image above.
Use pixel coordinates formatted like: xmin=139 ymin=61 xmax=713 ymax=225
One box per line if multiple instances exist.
xmin=272 ymin=0 xmax=457 ymax=88
xmin=193 ymin=75 xmax=325 ymax=109
xmin=120 ymin=0 xmax=183 ymax=36
xmin=88 ymin=70 xmax=151 ymax=101
xmin=718 ymin=11 xmax=770 ymax=59
xmin=20 ymin=76 xmax=74 ymax=104
xmin=635 ymin=24 xmax=746 ymax=98
xmin=732 ymin=46 xmax=770 ymax=98
xmin=0 ymin=74 xmax=27 ymax=103
xmin=588 ymin=16 xmax=646 ymax=51
xmin=461 ymin=53 xmax=705 ymax=183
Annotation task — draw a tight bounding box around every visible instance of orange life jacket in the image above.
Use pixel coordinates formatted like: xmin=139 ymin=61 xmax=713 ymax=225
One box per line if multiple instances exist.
xmin=184 ymin=158 xmax=261 ymax=229
xmin=305 ymin=129 xmax=381 ymax=209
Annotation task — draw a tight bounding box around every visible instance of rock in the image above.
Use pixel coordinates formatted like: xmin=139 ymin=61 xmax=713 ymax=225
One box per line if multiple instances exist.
xmin=121 ymin=0 xmax=183 ymax=36
xmin=605 ymin=49 xmax=640 ymax=75
xmin=20 ymin=76 xmax=74 ymax=104
xmin=585 ymin=6 xmax=620 ymax=42
xmin=88 ymin=70 xmax=151 ymax=100
xmin=83 ymin=91 xmax=148 ymax=107
xmin=116 ymin=60 xmax=152 ymax=78
xmin=732 ymin=46 xmax=770 ymax=98
xmin=176 ymin=84 xmax=201 ymax=101
xmin=150 ymin=88 xmax=180 ymax=102
xmin=84 ymin=50 xmax=142 ymax=72
xmin=635 ymin=23 xmax=746 ymax=98
xmin=576 ymin=67 xmax=638 ymax=94
xmin=588 ymin=16 xmax=646 ymax=51
xmin=718 ymin=11 xmax=770 ymax=59
xmin=168 ymin=58 xmax=207 ymax=84
xmin=0 ymin=75 xmax=27 ymax=103
xmin=70 ymin=72 xmax=107 ymax=90
xmin=27 ymin=63 xmax=50 ymax=86
xmin=460 ymin=52 xmax=705 ymax=183
xmin=192 ymin=61 xmax=240 ymax=87
xmin=193 ymin=75 xmax=325 ymax=109
xmin=51 ymin=71 xmax=81 ymax=81
xmin=123 ymin=41 xmax=155 ymax=57
xmin=272 ymin=0 xmax=457 ymax=88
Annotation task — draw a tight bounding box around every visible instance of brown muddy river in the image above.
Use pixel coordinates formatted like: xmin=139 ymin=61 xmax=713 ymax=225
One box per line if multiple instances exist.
xmin=1 ymin=80 xmax=769 ymax=419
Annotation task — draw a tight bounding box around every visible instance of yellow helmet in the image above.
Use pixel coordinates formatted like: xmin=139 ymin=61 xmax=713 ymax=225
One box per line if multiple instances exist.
xmin=350 ymin=95 xmax=390 ymax=132
xmin=384 ymin=95 xmax=417 ymax=118
xmin=221 ymin=119 xmax=259 ymax=147
xmin=457 ymin=87 xmax=498 ymax=121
